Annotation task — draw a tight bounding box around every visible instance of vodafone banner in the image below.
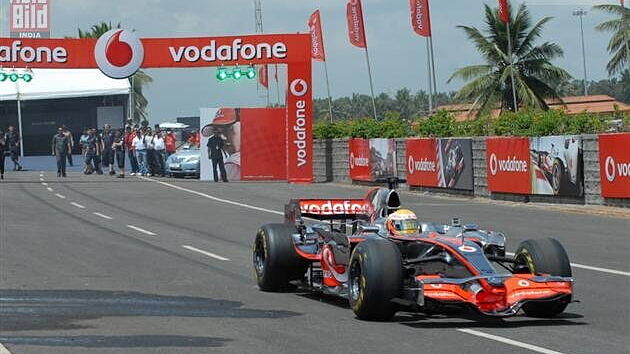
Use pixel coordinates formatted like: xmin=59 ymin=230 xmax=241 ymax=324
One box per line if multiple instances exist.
xmin=308 ymin=10 xmax=326 ymax=61
xmin=406 ymin=138 xmax=438 ymax=187
xmin=349 ymin=138 xmax=371 ymax=181
xmin=346 ymin=0 xmax=367 ymax=48
xmin=486 ymin=137 xmax=531 ymax=194
xmin=407 ymin=138 xmax=473 ymax=190
xmin=409 ymin=0 xmax=432 ymax=37
xmin=599 ymin=133 xmax=630 ymax=198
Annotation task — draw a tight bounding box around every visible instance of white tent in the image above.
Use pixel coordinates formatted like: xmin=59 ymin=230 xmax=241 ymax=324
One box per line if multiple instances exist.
xmin=0 ymin=69 xmax=130 ymax=101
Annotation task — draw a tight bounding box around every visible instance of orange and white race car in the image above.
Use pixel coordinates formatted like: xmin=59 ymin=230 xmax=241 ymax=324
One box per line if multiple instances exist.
xmin=253 ymin=178 xmax=573 ymax=320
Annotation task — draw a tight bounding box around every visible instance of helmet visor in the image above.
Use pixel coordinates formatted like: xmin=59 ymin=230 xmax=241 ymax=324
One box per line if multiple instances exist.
xmin=394 ymin=220 xmax=418 ymax=234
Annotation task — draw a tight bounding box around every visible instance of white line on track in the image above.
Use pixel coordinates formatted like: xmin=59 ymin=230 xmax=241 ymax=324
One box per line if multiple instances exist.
xmin=0 ymin=342 xmax=11 ymax=354
xmin=182 ymin=245 xmax=230 ymax=261
xmin=46 ymin=187 xmax=53 ymax=192
xmin=127 ymin=225 xmax=157 ymax=236
xmin=41 ymin=182 xmax=48 ymax=186
xmin=457 ymin=329 xmax=566 ymax=354
xmin=506 ymin=252 xmax=630 ymax=277
xmin=39 ymin=177 xmax=44 ymax=181
xmin=140 ymin=176 xmax=630 ymax=278
xmin=55 ymin=194 xmax=66 ymax=199
xmin=70 ymin=202 xmax=86 ymax=209
xmin=93 ymin=212 xmax=113 ymax=220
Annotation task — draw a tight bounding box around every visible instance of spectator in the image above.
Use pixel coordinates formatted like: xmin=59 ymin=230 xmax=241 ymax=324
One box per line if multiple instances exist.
xmin=51 ymin=127 xmax=71 ymax=177
xmin=62 ymin=125 xmax=74 ymax=167
xmin=5 ymin=126 xmax=23 ymax=171
xmin=206 ymin=127 xmax=228 ymax=183
xmin=124 ymin=126 xmax=139 ymax=176
xmin=144 ymin=130 xmax=157 ymax=177
xmin=165 ymin=129 xmax=177 ymax=158
xmin=83 ymin=129 xmax=100 ymax=175
xmin=0 ymin=129 xmax=6 ymax=180
xmin=112 ymin=129 xmax=126 ymax=178
xmin=133 ymin=129 xmax=148 ymax=176
xmin=153 ymin=131 xmax=166 ymax=177
xmin=187 ymin=129 xmax=200 ymax=148
xmin=101 ymin=124 xmax=116 ymax=175
xmin=79 ymin=129 xmax=90 ymax=173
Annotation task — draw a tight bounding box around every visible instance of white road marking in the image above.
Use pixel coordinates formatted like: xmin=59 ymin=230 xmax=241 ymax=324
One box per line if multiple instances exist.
xmin=55 ymin=194 xmax=66 ymax=199
xmin=39 ymin=177 xmax=44 ymax=181
xmin=46 ymin=187 xmax=53 ymax=192
xmin=41 ymin=182 xmax=48 ymax=186
xmin=506 ymin=252 xmax=630 ymax=277
xmin=39 ymin=173 xmax=44 ymax=177
xmin=70 ymin=202 xmax=86 ymax=209
xmin=141 ymin=176 xmax=630 ymax=278
xmin=93 ymin=212 xmax=113 ymax=220
xmin=127 ymin=225 xmax=157 ymax=236
xmin=138 ymin=176 xmax=283 ymax=216
xmin=457 ymin=329 xmax=566 ymax=354
xmin=0 ymin=342 xmax=11 ymax=354
xmin=182 ymin=245 xmax=230 ymax=261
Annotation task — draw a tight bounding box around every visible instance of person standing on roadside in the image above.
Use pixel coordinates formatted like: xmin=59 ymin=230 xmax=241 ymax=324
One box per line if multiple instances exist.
xmin=206 ymin=127 xmax=228 ymax=183
xmin=133 ymin=129 xmax=148 ymax=176
xmin=124 ymin=126 xmax=139 ymax=176
xmin=165 ymin=129 xmax=177 ymax=158
xmin=84 ymin=129 xmax=99 ymax=174
xmin=187 ymin=129 xmax=201 ymax=148
xmin=153 ymin=130 xmax=166 ymax=177
xmin=79 ymin=129 xmax=89 ymax=173
xmin=112 ymin=129 xmax=126 ymax=178
xmin=0 ymin=130 xmax=7 ymax=180
xmin=52 ymin=127 xmax=71 ymax=177
xmin=5 ymin=126 xmax=23 ymax=171
xmin=144 ymin=129 xmax=157 ymax=177
xmin=101 ymin=124 xmax=116 ymax=175
xmin=62 ymin=126 xmax=74 ymax=167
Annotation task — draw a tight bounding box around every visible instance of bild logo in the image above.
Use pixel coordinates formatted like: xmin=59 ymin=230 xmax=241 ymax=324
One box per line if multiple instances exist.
xmin=95 ymin=29 xmax=144 ymax=79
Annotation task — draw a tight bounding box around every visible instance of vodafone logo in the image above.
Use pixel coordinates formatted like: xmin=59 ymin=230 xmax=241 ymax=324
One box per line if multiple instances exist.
xmin=290 ymin=79 xmax=308 ymax=97
xmin=350 ymin=152 xmax=369 ymax=169
xmin=408 ymin=155 xmax=436 ymax=174
xmin=299 ymin=200 xmax=369 ymax=215
xmin=518 ymin=280 xmax=530 ymax=287
xmin=489 ymin=153 xmax=527 ymax=176
xmin=605 ymin=155 xmax=630 ymax=183
xmin=95 ymin=29 xmax=144 ymax=79
xmin=457 ymin=245 xmax=476 ymax=253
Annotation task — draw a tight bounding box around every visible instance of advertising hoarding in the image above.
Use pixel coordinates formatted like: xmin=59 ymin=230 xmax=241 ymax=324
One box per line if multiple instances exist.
xmin=349 ymin=138 xmax=396 ymax=182
xmin=530 ymin=136 xmax=583 ymax=196
xmin=10 ymin=0 xmax=50 ymax=38
xmin=406 ymin=138 xmax=473 ymax=190
xmin=599 ymin=133 xmax=630 ymax=198
xmin=486 ymin=137 xmax=531 ymax=194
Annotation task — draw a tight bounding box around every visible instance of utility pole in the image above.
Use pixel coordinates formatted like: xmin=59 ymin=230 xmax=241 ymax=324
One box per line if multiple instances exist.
xmin=573 ymin=8 xmax=589 ymax=96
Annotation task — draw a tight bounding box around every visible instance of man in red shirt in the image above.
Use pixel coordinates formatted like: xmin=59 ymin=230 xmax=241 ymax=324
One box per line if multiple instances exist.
xmin=165 ymin=130 xmax=177 ymax=157
xmin=124 ymin=126 xmax=139 ymax=175
xmin=187 ymin=129 xmax=201 ymax=148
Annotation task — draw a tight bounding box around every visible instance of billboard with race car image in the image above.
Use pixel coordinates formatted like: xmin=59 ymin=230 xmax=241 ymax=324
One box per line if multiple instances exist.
xmin=406 ymin=138 xmax=473 ymax=190
xmin=530 ymin=135 xmax=583 ymax=196
xmin=349 ymin=138 xmax=396 ymax=181
xmin=598 ymin=133 xmax=630 ymax=198
xmin=200 ymin=107 xmax=287 ymax=182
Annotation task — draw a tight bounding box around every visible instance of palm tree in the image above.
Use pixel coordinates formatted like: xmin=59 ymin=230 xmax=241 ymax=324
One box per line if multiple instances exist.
xmin=448 ymin=3 xmax=571 ymax=115
xmin=593 ymin=4 xmax=629 ymax=76
xmin=78 ymin=22 xmax=153 ymax=123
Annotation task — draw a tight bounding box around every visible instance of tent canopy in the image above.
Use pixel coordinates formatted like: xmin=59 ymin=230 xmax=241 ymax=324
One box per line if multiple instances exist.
xmin=0 ymin=69 xmax=130 ymax=101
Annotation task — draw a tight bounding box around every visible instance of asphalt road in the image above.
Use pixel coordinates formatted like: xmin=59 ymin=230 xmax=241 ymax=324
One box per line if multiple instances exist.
xmin=1 ymin=172 xmax=629 ymax=354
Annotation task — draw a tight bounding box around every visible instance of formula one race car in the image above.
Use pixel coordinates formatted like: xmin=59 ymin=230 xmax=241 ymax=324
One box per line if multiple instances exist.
xmin=253 ymin=178 xmax=574 ymax=321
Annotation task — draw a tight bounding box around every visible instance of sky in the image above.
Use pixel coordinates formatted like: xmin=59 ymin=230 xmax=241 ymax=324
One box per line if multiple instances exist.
xmin=0 ymin=0 xmax=619 ymax=124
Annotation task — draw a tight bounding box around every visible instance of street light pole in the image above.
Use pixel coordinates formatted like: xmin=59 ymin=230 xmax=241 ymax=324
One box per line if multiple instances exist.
xmin=573 ymin=8 xmax=588 ymax=96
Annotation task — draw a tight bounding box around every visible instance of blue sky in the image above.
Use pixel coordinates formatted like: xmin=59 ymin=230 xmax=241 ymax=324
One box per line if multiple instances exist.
xmin=0 ymin=0 xmax=618 ymax=123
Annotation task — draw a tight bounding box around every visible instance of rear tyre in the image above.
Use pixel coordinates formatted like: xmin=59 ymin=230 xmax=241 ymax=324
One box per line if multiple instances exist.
xmin=253 ymin=223 xmax=308 ymax=292
xmin=348 ymin=239 xmax=402 ymax=321
xmin=514 ymin=238 xmax=572 ymax=318
xmin=551 ymin=159 xmax=565 ymax=195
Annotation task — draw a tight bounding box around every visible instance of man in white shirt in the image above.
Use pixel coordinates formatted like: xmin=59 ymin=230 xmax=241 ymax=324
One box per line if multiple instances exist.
xmin=153 ymin=131 xmax=166 ymax=177
xmin=132 ymin=131 xmax=148 ymax=176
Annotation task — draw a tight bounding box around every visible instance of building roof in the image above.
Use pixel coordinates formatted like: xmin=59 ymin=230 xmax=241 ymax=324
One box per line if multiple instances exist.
xmin=438 ymin=95 xmax=630 ymax=121
xmin=0 ymin=69 xmax=130 ymax=102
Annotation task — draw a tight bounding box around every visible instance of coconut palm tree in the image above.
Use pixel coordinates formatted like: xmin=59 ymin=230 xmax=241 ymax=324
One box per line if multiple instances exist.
xmin=78 ymin=22 xmax=153 ymax=123
xmin=593 ymin=4 xmax=629 ymax=76
xmin=448 ymin=3 xmax=571 ymax=115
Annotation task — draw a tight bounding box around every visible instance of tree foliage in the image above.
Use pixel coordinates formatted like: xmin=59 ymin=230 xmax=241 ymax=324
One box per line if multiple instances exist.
xmin=593 ymin=4 xmax=630 ymax=76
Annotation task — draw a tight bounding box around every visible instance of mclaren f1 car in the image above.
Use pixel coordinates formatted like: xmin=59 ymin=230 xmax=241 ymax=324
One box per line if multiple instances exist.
xmin=253 ymin=178 xmax=574 ymax=321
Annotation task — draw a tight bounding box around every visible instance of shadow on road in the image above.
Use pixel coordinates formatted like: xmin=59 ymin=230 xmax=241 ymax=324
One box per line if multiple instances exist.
xmin=398 ymin=310 xmax=587 ymax=329
xmin=0 ymin=335 xmax=232 ymax=349
xmin=0 ymin=289 xmax=301 ymax=333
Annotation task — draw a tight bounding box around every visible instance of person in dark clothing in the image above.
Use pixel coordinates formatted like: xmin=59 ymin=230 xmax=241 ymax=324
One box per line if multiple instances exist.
xmin=94 ymin=130 xmax=104 ymax=175
xmin=84 ymin=129 xmax=100 ymax=175
xmin=52 ymin=127 xmax=71 ymax=177
xmin=206 ymin=127 xmax=228 ymax=182
xmin=5 ymin=126 xmax=22 ymax=171
xmin=112 ymin=129 xmax=126 ymax=178
xmin=0 ymin=130 xmax=6 ymax=180
xmin=62 ymin=126 xmax=74 ymax=167
xmin=101 ymin=124 xmax=116 ymax=175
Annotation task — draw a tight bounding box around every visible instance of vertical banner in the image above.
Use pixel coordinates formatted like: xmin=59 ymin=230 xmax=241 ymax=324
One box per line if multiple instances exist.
xmin=241 ymin=108 xmax=287 ymax=181
xmin=349 ymin=138 xmax=371 ymax=181
xmin=409 ymin=0 xmax=432 ymax=37
xmin=530 ymin=136 xmax=583 ymax=196
xmin=259 ymin=64 xmax=269 ymax=89
xmin=486 ymin=137 xmax=531 ymax=194
xmin=599 ymin=133 xmax=630 ymax=198
xmin=308 ymin=10 xmax=326 ymax=61
xmin=286 ymin=62 xmax=313 ymax=183
xmin=10 ymin=0 xmax=50 ymax=38
xmin=346 ymin=0 xmax=367 ymax=48
xmin=407 ymin=138 xmax=473 ymax=190
xmin=406 ymin=138 xmax=439 ymax=187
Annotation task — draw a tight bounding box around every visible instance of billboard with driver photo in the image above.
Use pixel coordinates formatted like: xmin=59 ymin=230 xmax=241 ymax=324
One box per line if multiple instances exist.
xmin=406 ymin=138 xmax=473 ymax=190
xmin=530 ymin=135 xmax=583 ymax=196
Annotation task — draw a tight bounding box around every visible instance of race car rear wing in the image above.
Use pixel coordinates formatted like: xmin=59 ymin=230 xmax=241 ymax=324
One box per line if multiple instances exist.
xmin=285 ymin=199 xmax=372 ymax=223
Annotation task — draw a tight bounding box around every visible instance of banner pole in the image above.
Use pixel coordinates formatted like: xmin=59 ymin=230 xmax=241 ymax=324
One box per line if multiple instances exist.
xmin=426 ymin=37 xmax=433 ymax=115
xmin=323 ymin=60 xmax=334 ymax=123
xmin=275 ymin=64 xmax=281 ymax=106
xmin=507 ymin=22 xmax=518 ymax=112
xmin=429 ymin=35 xmax=438 ymax=97
xmin=363 ymin=47 xmax=378 ymax=120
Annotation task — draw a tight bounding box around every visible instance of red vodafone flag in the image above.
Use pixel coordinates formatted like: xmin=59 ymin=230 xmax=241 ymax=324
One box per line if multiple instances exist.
xmin=409 ymin=0 xmax=432 ymax=37
xmin=346 ymin=0 xmax=367 ymax=48
xmin=259 ymin=64 xmax=269 ymax=88
xmin=308 ymin=10 xmax=327 ymax=61
xmin=498 ymin=0 xmax=510 ymax=24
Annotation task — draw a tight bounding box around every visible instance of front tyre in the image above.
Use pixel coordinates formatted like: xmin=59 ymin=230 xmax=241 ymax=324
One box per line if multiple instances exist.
xmin=348 ymin=239 xmax=402 ymax=321
xmin=515 ymin=238 xmax=572 ymax=318
xmin=253 ymin=224 xmax=308 ymax=292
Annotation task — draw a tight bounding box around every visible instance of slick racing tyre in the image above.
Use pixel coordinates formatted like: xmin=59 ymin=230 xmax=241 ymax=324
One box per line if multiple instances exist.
xmin=515 ymin=238 xmax=572 ymax=318
xmin=253 ymin=224 xmax=308 ymax=292
xmin=551 ymin=159 xmax=565 ymax=195
xmin=348 ymin=239 xmax=403 ymax=321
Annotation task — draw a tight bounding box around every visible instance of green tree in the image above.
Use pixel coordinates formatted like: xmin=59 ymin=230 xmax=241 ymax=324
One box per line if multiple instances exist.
xmin=78 ymin=22 xmax=153 ymax=123
xmin=448 ymin=3 xmax=571 ymax=115
xmin=593 ymin=4 xmax=629 ymax=76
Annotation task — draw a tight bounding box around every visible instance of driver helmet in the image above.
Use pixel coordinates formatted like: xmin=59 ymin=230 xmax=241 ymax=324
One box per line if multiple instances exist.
xmin=386 ymin=209 xmax=419 ymax=236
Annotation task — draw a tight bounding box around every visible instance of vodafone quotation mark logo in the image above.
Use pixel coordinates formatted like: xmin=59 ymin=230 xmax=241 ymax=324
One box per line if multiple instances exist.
xmin=605 ymin=156 xmax=616 ymax=182
xmin=290 ymin=79 xmax=308 ymax=97
xmin=95 ymin=29 xmax=144 ymax=79
xmin=489 ymin=153 xmax=499 ymax=176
